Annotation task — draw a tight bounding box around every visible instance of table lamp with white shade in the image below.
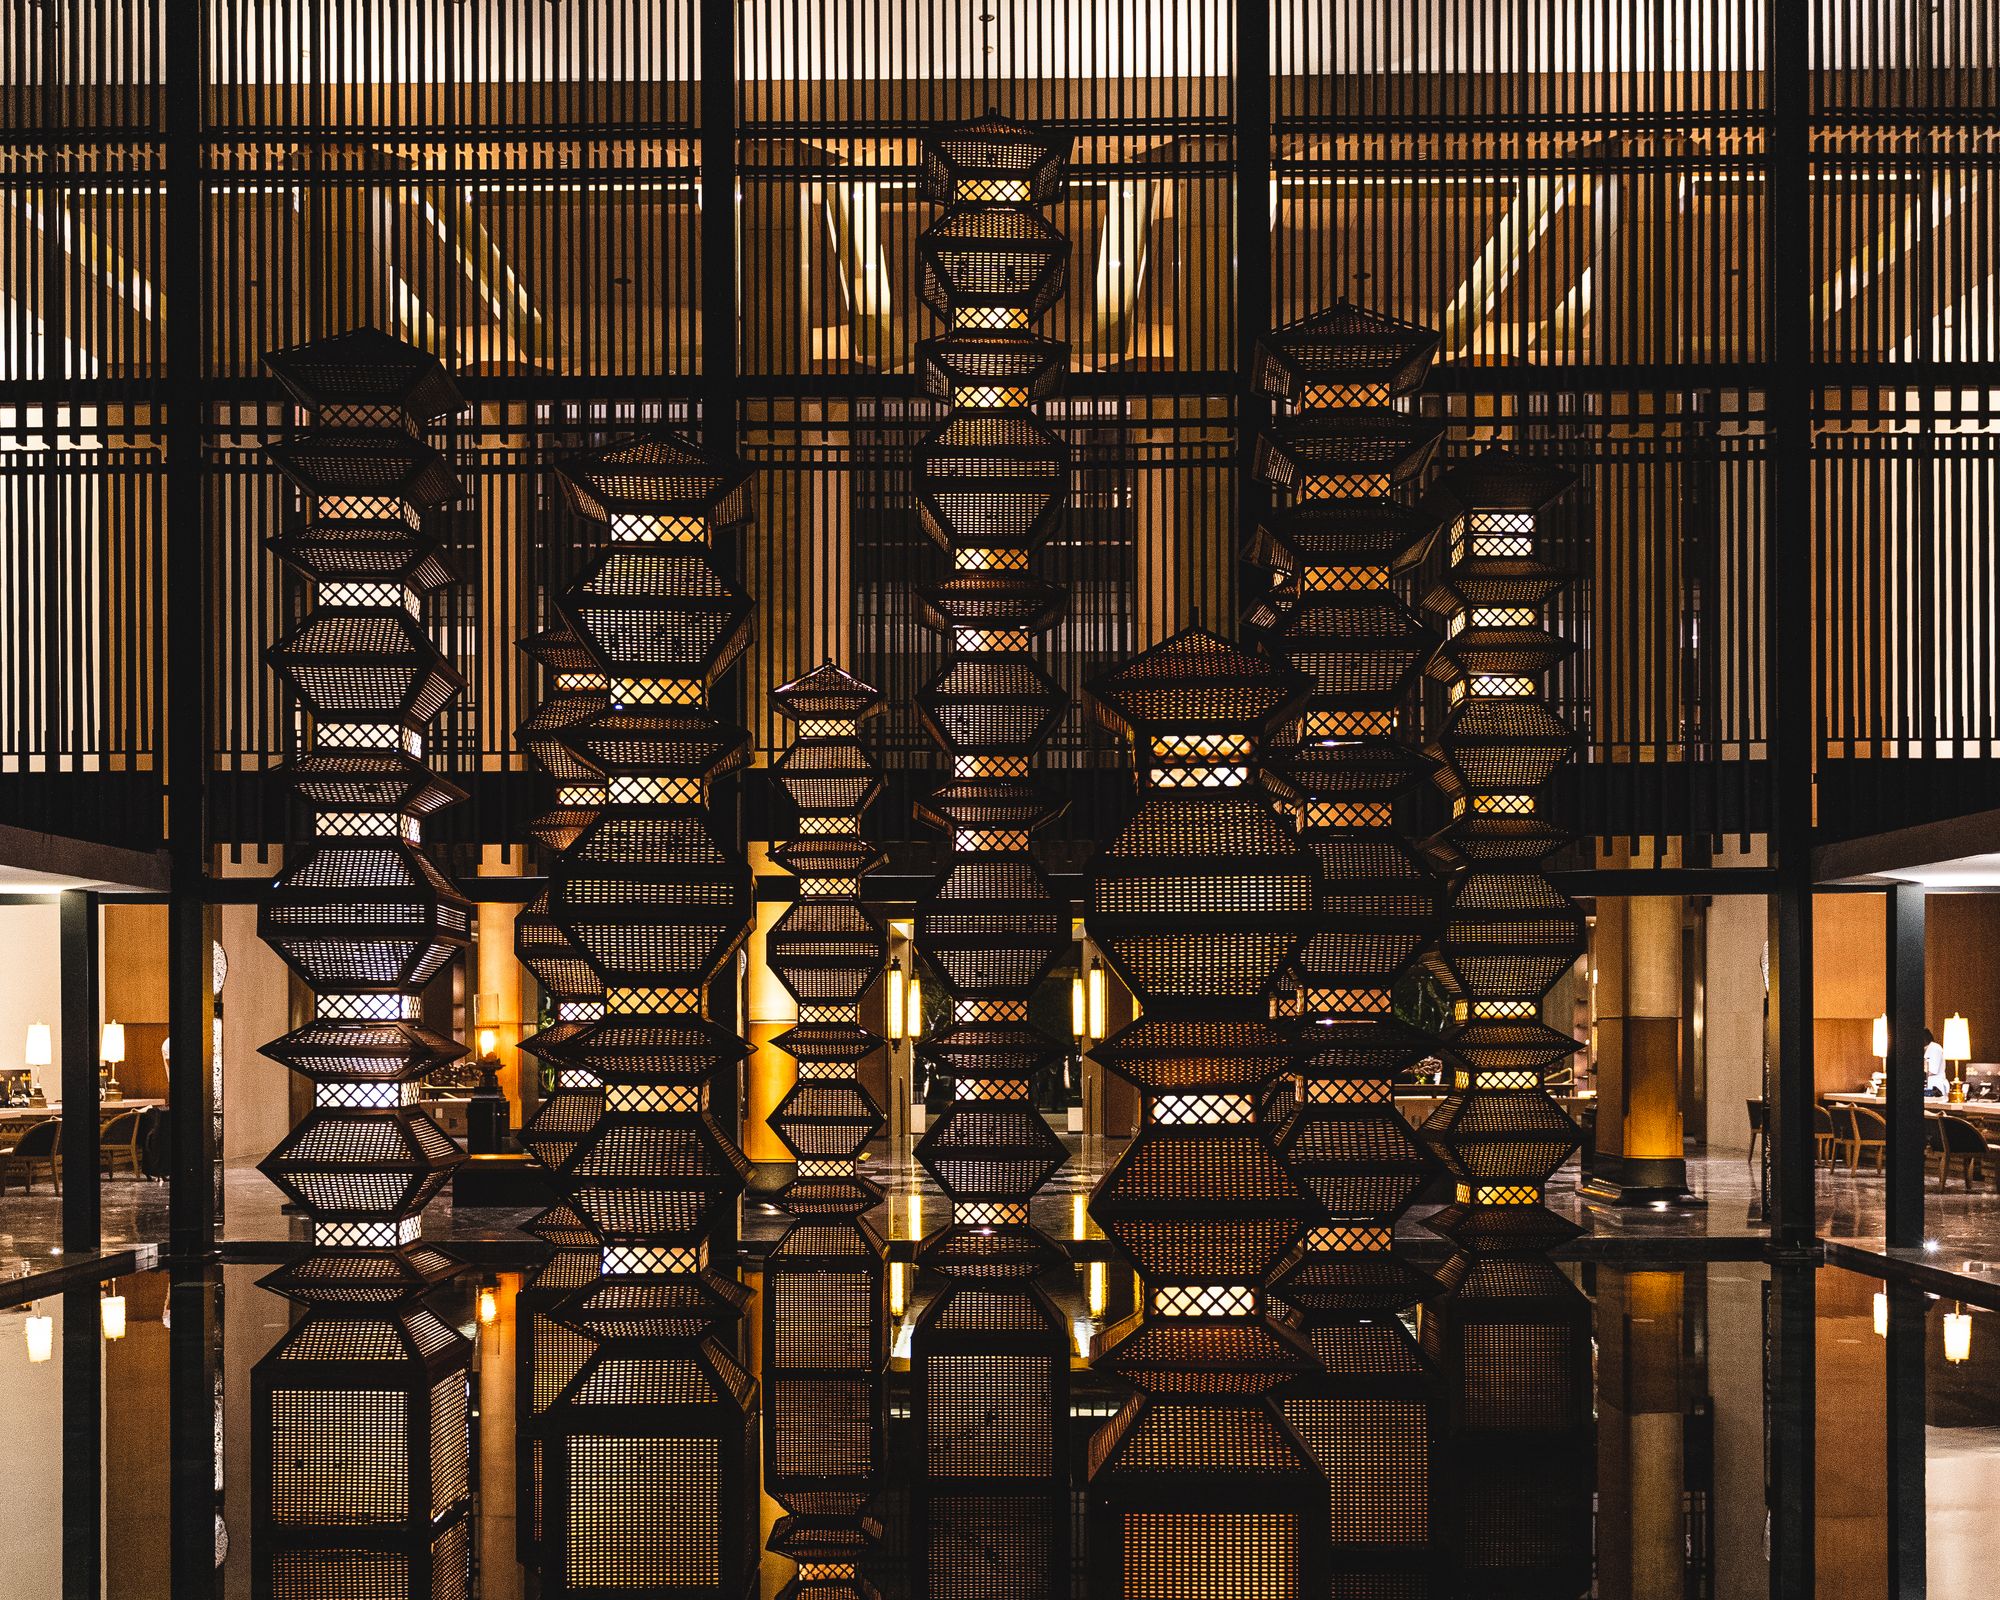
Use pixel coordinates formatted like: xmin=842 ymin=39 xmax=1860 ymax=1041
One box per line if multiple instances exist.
xmin=24 ymin=1023 xmax=51 ymax=1104
xmin=100 ymin=1020 xmax=126 ymax=1101
xmin=1943 ymin=1012 xmax=1972 ymax=1103
xmin=1870 ymin=1013 xmax=1889 ymax=1094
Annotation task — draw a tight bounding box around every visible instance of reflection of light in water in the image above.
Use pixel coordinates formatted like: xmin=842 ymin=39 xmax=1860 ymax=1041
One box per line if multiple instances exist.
xmin=893 ymin=1322 xmax=915 ymax=1361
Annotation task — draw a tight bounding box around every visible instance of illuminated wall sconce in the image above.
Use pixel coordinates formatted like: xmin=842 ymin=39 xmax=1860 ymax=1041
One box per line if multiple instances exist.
xmin=904 ymin=974 xmax=924 ymax=1042
xmin=1945 ymin=1303 xmax=1973 ymax=1363
xmin=889 ymin=966 xmax=906 ymax=1041
xmin=101 ymin=1286 xmax=127 ymax=1341
xmin=24 ymin=1305 xmax=51 ymax=1363
xmin=889 ymin=1261 xmax=907 ymax=1318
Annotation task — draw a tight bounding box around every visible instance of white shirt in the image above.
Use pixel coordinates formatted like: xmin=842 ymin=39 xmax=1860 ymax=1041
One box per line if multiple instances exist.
xmin=1925 ymin=1040 xmax=1949 ymax=1097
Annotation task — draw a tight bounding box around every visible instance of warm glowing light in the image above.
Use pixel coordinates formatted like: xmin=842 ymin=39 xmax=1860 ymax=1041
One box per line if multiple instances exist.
xmin=23 ymin=1024 xmax=51 ymax=1070
xmin=1945 ymin=1014 xmax=1972 ymax=1062
xmin=477 ymin=1028 xmax=499 ymax=1059
xmin=1945 ymin=1306 xmax=1973 ymax=1363
xmin=1873 ymin=1290 xmax=1889 ymax=1337
xmin=24 ymin=1310 xmax=51 ymax=1363
xmin=889 ymin=1261 xmax=907 ymax=1317
xmin=1072 ymin=1193 xmax=1087 ymax=1240
xmin=1087 ymin=966 xmax=1106 ymax=1041
xmin=1071 ymin=974 xmax=1086 ymax=1038
xmin=905 ymin=975 xmax=923 ymax=1041
xmin=888 ymin=967 xmax=905 ymax=1041
xmin=906 ymin=1191 xmax=922 ymax=1238
xmin=101 ymin=1292 xmax=126 ymax=1341
xmin=478 ymin=1286 xmax=499 ymax=1326
xmin=1088 ymin=1260 xmax=1107 ymax=1317
xmin=99 ymin=1021 xmax=125 ymax=1065
xmin=1872 ymin=1014 xmax=1890 ymax=1060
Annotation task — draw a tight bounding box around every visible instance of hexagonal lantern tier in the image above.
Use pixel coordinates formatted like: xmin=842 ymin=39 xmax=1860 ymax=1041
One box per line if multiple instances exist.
xmin=1411 ymin=446 xmax=1595 ymax=1589
xmin=257 ymin=326 xmax=471 ymax=1254
xmin=1246 ymin=299 xmax=1453 ymax=1578
xmin=759 ymin=662 xmax=893 ymax=1578
xmin=519 ymin=423 xmax=762 ymax=1597
xmin=1082 ymin=625 xmax=1328 ymax=1592
xmin=903 ymin=110 xmax=1077 ymax=1593
xmin=252 ymin=327 xmax=473 ymax=1600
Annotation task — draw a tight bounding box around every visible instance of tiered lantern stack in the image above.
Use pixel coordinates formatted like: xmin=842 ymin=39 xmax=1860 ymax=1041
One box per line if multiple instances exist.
xmin=761 ymin=662 xmax=892 ymax=1598
xmin=905 ymin=112 xmax=1077 ymax=1594
xmin=1416 ymin=448 xmax=1594 ymax=1591
xmin=1246 ymin=302 xmax=1449 ymax=1574
xmin=528 ymin=431 xmax=762 ymax=1597
xmin=511 ymin=619 xmax=611 ymax=1561
xmin=1082 ymin=626 xmax=1331 ymax=1595
xmin=251 ymin=327 xmax=474 ymax=1593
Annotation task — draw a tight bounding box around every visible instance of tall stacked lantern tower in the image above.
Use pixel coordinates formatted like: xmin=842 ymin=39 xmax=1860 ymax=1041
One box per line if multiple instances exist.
xmin=760 ymin=662 xmax=893 ymax=1598
xmin=1416 ymin=448 xmax=1594 ymax=1591
xmin=904 ymin=113 xmax=1079 ymax=1593
xmin=1246 ymin=303 xmax=1450 ymax=1575
xmin=1082 ymin=627 xmax=1331 ymax=1595
xmin=531 ymin=432 xmax=762 ymax=1598
xmin=252 ymin=327 xmax=474 ymax=1594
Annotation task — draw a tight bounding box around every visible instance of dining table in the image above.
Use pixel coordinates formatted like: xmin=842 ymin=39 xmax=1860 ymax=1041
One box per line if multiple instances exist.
xmin=1823 ymin=1090 xmax=2000 ymax=1122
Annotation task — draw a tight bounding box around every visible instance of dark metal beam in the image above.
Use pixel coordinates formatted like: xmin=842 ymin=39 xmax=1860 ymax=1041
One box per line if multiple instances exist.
xmin=1885 ymin=885 xmax=1927 ymax=1248
xmin=165 ymin=0 xmax=216 ymax=1260
xmin=1234 ymin=0 xmax=1272 ymax=623
xmin=1765 ymin=0 xmax=1817 ymax=1257
xmin=62 ymin=1286 xmax=102 ymax=1600
xmin=59 ymin=891 xmax=101 ymax=1253
xmin=1885 ymin=1280 xmax=1928 ymax=1600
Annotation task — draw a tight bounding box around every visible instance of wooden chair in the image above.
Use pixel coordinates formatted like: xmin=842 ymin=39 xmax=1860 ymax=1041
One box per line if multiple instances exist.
xmin=1933 ymin=1115 xmax=1993 ymax=1190
xmin=1746 ymin=1099 xmax=1767 ymax=1165
xmin=0 ymin=1119 xmax=60 ymax=1193
xmin=1849 ymin=1105 xmax=1888 ymax=1171
xmin=1813 ymin=1103 xmax=1838 ymax=1167
xmin=99 ymin=1109 xmax=144 ymax=1179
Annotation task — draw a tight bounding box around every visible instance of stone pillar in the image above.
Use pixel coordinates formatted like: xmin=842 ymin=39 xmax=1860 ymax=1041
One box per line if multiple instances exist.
xmin=743 ymin=868 xmax=796 ymax=1166
xmin=1587 ymin=894 xmax=1697 ymax=1203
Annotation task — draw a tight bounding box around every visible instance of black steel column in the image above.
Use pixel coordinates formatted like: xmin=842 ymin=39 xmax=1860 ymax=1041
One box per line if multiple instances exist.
xmin=1884 ymin=1279 xmax=1927 ymax=1600
xmin=1234 ymin=0 xmax=1272 ymax=607
xmin=165 ymin=0 xmax=215 ymax=1259
xmin=169 ymin=1267 xmax=220 ymax=1599
xmin=58 ymin=891 xmax=101 ymax=1253
xmin=699 ymin=4 xmax=744 ymax=1253
xmin=1765 ymin=1260 xmax=1815 ymax=1599
xmin=62 ymin=1286 xmax=102 ymax=1600
xmin=1885 ymin=885 xmax=1927 ymax=1247
xmin=1765 ymin=0 xmax=1817 ymax=1252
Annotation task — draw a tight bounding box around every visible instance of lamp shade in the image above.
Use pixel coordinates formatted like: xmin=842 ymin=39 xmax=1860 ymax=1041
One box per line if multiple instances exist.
xmin=1945 ymin=1307 xmax=1973 ymax=1363
xmin=100 ymin=1021 xmax=126 ymax=1065
xmin=23 ymin=1023 xmax=51 ymax=1069
xmin=1872 ymin=1014 xmax=1889 ymax=1059
xmin=1944 ymin=1013 xmax=1972 ymax=1062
